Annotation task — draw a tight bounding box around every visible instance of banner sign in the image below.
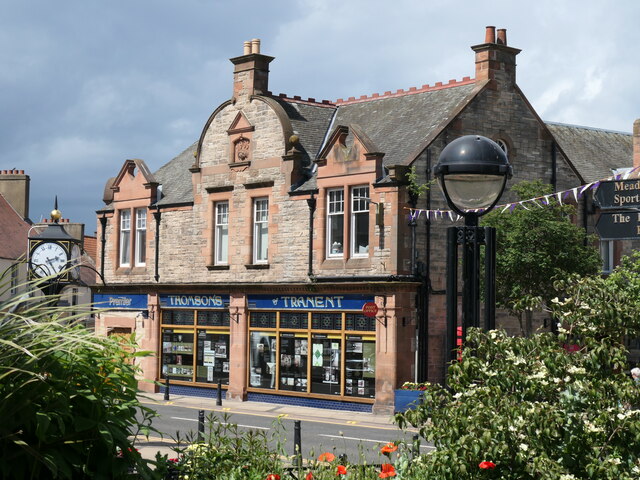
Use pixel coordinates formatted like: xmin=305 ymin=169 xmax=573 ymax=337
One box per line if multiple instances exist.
xmin=159 ymin=294 xmax=229 ymax=309
xmin=595 ymin=212 xmax=640 ymax=240
xmin=93 ymin=294 xmax=148 ymax=310
xmin=248 ymin=294 xmax=374 ymax=311
xmin=594 ymin=180 xmax=640 ymax=209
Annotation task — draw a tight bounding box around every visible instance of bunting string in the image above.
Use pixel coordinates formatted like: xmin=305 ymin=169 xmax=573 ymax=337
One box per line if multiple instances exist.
xmin=406 ymin=166 xmax=640 ymax=222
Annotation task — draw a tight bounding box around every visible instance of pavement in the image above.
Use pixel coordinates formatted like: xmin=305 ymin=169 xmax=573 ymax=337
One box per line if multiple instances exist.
xmin=134 ymin=392 xmax=398 ymax=461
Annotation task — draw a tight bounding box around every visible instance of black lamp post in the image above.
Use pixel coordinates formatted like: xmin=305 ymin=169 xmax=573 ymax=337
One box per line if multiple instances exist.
xmin=433 ymin=135 xmax=512 ymax=375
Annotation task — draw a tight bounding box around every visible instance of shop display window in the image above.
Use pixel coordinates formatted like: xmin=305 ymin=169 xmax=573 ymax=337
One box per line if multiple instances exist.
xmin=195 ymin=330 xmax=230 ymax=384
xmin=197 ymin=310 xmax=230 ymax=327
xmin=310 ymin=335 xmax=341 ymax=395
xmin=345 ymin=313 xmax=376 ymax=331
xmin=249 ymin=331 xmax=277 ymax=389
xmin=250 ymin=311 xmax=277 ymax=329
xmin=344 ymin=336 xmax=375 ymax=398
xmin=279 ymin=333 xmax=308 ymax=392
xmin=280 ymin=312 xmax=308 ymax=329
xmin=161 ymin=329 xmax=195 ymax=381
xmin=311 ymin=312 xmax=342 ymax=330
xmin=163 ymin=310 xmax=195 ymax=325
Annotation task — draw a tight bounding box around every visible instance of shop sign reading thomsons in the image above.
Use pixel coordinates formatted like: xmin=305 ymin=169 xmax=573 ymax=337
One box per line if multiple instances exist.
xmin=594 ymin=180 xmax=640 ymax=209
xmin=160 ymin=294 xmax=229 ymax=309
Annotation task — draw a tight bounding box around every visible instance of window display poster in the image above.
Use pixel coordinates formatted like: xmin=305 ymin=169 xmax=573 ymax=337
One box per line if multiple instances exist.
xmin=312 ymin=343 xmax=323 ymax=367
xmin=362 ymin=342 xmax=376 ymax=378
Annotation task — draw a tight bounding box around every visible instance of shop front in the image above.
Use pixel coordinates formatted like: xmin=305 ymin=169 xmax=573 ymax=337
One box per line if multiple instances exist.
xmin=246 ymin=294 xmax=377 ymax=403
xmin=158 ymin=294 xmax=231 ymax=386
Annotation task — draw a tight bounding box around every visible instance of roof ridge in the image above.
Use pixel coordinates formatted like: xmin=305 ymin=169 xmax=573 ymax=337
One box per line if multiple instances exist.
xmin=334 ymin=76 xmax=475 ymax=106
xmin=546 ymin=121 xmax=632 ymax=136
xmin=268 ymin=92 xmax=336 ymax=107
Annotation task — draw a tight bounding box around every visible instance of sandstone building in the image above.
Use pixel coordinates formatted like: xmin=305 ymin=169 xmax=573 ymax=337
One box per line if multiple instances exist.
xmin=94 ymin=28 xmax=633 ymax=413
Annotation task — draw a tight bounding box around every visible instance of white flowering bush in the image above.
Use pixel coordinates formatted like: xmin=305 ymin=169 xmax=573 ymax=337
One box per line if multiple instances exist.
xmin=396 ymin=265 xmax=640 ymax=479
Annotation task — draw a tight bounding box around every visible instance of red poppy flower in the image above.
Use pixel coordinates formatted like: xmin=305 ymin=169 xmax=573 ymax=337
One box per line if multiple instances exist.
xmin=265 ymin=475 xmax=280 ymax=480
xmin=379 ymin=463 xmax=396 ymax=478
xmin=336 ymin=465 xmax=347 ymax=475
xmin=305 ymin=472 xmax=313 ymax=480
xmin=380 ymin=443 xmax=398 ymax=454
xmin=479 ymin=461 xmax=496 ymax=470
xmin=318 ymin=452 xmax=336 ymax=462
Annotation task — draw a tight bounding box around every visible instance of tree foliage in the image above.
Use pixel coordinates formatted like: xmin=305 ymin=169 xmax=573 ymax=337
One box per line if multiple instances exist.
xmin=481 ymin=180 xmax=601 ymax=335
xmin=396 ymin=258 xmax=640 ymax=479
xmin=0 ymin=273 xmax=158 ymax=479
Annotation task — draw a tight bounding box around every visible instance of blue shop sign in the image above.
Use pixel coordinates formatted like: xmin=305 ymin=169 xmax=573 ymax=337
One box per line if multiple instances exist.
xmin=93 ymin=294 xmax=148 ymax=310
xmin=160 ymin=294 xmax=229 ymax=309
xmin=249 ymin=294 xmax=374 ymax=311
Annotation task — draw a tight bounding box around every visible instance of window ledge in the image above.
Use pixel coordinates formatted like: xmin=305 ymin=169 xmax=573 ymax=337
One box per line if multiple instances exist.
xmin=207 ymin=264 xmax=230 ymax=271
xmin=245 ymin=263 xmax=270 ymax=270
xmin=346 ymin=257 xmax=371 ymax=268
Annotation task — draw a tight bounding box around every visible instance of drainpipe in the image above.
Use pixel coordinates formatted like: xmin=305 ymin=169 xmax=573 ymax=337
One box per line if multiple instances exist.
xmin=551 ymin=141 xmax=557 ymax=191
xmin=419 ymin=147 xmax=432 ymax=383
xmin=153 ymin=206 xmax=162 ymax=282
xmin=99 ymin=214 xmax=107 ymax=281
xmin=307 ymin=194 xmax=316 ymax=278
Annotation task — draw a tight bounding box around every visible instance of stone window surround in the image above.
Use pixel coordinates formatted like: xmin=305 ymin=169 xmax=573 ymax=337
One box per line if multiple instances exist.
xmin=321 ymin=184 xmax=372 ymax=265
xmin=115 ymin=207 xmax=149 ymax=274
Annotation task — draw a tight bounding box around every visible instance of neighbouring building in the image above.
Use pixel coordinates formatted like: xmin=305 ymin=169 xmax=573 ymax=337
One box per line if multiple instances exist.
xmin=94 ymin=28 xmax=635 ymax=413
xmin=0 ymin=168 xmax=97 ymax=318
xmin=0 ymin=170 xmax=32 ymax=300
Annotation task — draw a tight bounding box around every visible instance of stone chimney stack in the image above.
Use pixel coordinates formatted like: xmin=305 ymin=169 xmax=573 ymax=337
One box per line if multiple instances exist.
xmin=230 ymin=38 xmax=274 ymax=100
xmin=472 ymin=26 xmax=521 ymax=88
xmin=0 ymin=169 xmax=30 ymax=220
xmin=634 ymin=119 xmax=640 ymax=169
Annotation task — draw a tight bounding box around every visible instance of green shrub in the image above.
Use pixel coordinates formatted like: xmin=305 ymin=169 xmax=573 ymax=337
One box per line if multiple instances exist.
xmin=0 ymin=276 xmax=158 ymax=479
xmin=396 ymin=268 xmax=640 ymax=479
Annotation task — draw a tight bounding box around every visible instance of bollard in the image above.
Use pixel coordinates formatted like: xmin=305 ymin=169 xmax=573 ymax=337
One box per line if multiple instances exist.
xmin=217 ymin=379 xmax=223 ymax=406
xmin=198 ymin=410 xmax=205 ymax=442
xmin=412 ymin=434 xmax=420 ymax=458
xmin=164 ymin=376 xmax=170 ymax=401
xmin=294 ymin=420 xmax=302 ymax=467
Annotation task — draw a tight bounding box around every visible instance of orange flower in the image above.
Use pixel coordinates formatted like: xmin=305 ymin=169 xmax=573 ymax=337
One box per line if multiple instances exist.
xmin=379 ymin=463 xmax=396 ymax=478
xmin=318 ymin=452 xmax=336 ymax=462
xmin=305 ymin=472 xmax=313 ymax=480
xmin=380 ymin=443 xmax=398 ymax=454
xmin=479 ymin=461 xmax=496 ymax=470
xmin=336 ymin=465 xmax=347 ymax=475
xmin=265 ymin=475 xmax=280 ymax=480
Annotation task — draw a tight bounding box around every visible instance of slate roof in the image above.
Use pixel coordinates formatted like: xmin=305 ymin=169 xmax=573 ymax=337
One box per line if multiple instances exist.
xmin=153 ymin=142 xmax=197 ymax=206
xmin=272 ymin=98 xmax=336 ymax=162
xmin=546 ymin=122 xmax=633 ymax=183
xmin=140 ymin=89 xmax=634 ymax=205
xmin=332 ymin=83 xmax=479 ymax=167
xmin=0 ymin=193 xmax=31 ymax=260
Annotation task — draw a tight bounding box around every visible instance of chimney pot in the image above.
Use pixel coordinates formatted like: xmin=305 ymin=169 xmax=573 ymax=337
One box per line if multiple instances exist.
xmin=243 ymin=41 xmax=251 ymax=55
xmin=485 ymin=26 xmax=496 ymax=43
xmin=497 ymin=28 xmax=507 ymax=45
xmin=251 ymin=38 xmax=260 ymax=54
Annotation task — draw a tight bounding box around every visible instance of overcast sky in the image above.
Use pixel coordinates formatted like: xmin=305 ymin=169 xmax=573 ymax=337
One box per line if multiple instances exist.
xmin=1 ymin=0 xmax=638 ymax=232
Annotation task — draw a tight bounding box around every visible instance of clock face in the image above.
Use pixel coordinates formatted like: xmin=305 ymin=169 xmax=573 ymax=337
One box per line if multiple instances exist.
xmin=70 ymin=245 xmax=81 ymax=279
xmin=31 ymin=242 xmax=68 ymax=278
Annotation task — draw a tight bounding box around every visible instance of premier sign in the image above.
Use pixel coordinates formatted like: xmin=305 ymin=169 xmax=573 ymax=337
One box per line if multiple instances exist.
xmin=594 ymin=180 xmax=640 ymax=209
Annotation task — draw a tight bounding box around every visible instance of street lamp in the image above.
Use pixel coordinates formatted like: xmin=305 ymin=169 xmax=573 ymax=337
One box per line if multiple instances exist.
xmin=433 ymin=135 xmax=512 ymax=375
